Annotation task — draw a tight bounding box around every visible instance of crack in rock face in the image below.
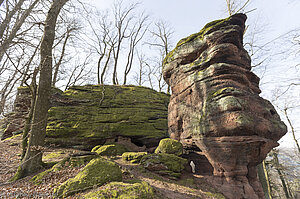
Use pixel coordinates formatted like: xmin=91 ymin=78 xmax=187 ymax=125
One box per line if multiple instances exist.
xmin=163 ymin=13 xmax=287 ymax=199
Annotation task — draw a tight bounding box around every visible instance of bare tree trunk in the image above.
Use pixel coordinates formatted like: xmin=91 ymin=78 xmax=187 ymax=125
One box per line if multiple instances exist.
xmin=112 ymin=39 xmax=121 ymax=85
xmin=123 ymin=15 xmax=148 ymax=85
xmin=258 ymin=160 xmax=273 ymax=199
xmin=272 ymin=150 xmax=290 ymax=199
xmin=52 ymin=28 xmax=72 ymax=87
xmin=21 ymin=68 xmax=38 ymax=160
xmin=101 ymin=46 xmax=113 ymax=84
xmin=10 ymin=0 xmax=69 ymax=181
xmin=263 ymin=160 xmax=273 ymax=199
xmin=20 ymin=40 xmax=41 ymax=86
xmin=97 ymin=41 xmax=107 ymax=85
xmin=283 ymin=108 xmax=300 ymax=153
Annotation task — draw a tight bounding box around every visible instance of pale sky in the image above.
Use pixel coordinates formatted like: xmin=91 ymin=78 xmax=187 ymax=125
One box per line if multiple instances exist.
xmin=93 ymin=0 xmax=300 ymax=149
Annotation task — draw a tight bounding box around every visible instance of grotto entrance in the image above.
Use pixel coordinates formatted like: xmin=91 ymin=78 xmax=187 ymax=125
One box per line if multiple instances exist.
xmin=182 ymin=147 xmax=214 ymax=176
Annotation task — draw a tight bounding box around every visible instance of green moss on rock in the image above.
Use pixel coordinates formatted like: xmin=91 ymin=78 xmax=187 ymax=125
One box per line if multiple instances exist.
xmin=176 ymin=18 xmax=228 ymax=47
xmin=140 ymin=153 xmax=187 ymax=178
xmin=94 ymin=144 xmax=128 ymax=156
xmin=122 ymin=152 xmax=147 ymax=163
xmin=163 ymin=17 xmax=230 ymax=65
xmin=154 ymin=138 xmax=183 ymax=156
xmin=83 ymin=181 xmax=155 ymax=199
xmin=53 ymin=158 xmax=122 ymax=198
xmin=45 ymin=85 xmax=169 ymax=149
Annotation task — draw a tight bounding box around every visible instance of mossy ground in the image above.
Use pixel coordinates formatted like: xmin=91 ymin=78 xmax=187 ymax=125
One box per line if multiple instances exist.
xmin=83 ymin=181 xmax=155 ymax=199
xmin=1 ymin=136 xmax=225 ymax=198
xmin=42 ymin=151 xmax=64 ymax=161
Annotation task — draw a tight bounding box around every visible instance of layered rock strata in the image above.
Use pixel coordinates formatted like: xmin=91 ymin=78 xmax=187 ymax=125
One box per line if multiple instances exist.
xmin=1 ymin=85 xmax=169 ymax=150
xmin=163 ymin=13 xmax=287 ymax=199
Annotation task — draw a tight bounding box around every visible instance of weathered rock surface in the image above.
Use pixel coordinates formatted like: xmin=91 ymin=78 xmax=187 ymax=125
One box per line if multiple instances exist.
xmin=140 ymin=153 xmax=188 ymax=178
xmin=1 ymin=85 xmax=169 ymax=149
xmin=163 ymin=13 xmax=287 ymax=199
xmin=0 ymin=87 xmax=31 ymax=140
xmin=0 ymin=87 xmax=63 ymax=140
xmin=53 ymin=157 xmax=122 ymax=197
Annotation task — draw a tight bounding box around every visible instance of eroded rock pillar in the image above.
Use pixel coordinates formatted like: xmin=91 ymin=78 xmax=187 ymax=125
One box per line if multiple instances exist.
xmin=163 ymin=13 xmax=287 ymax=199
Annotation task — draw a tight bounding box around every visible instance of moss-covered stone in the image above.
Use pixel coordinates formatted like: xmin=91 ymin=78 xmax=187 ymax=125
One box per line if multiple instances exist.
xmin=83 ymin=181 xmax=155 ymax=199
xmin=163 ymin=17 xmax=230 ymax=65
xmin=94 ymin=144 xmax=128 ymax=156
xmin=53 ymin=157 xmax=122 ymax=198
xmin=122 ymin=152 xmax=147 ymax=163
xmin=154 ymin=138 xmax=183 ymax=156
xmin=31 ymin=157 xmax=70 ymax=185
xmin=140 ymin=153 xmax=187 ymax=178
xmin=45 ymin=85 xmax=169 ymax=149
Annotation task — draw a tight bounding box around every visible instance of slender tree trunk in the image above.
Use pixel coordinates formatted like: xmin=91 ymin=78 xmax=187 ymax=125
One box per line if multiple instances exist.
xmin=21 ymin=68 xmax=38 ymax=160
xmin=101 ymin=46 xmax=113 ymax=84
xmin=112 ymin=40 xmax=121 ymax=85
xmin=97 ymin=54 xmax=104 ymax=85
xmin=97 ymin=43 xmax=107 ymax=85
xmin=52 ymin=30 xmax=71 ymax=87
xmin=263 ymin=160 xmax=273 ymax=199
xmin=258 ymin=160 xmax=273 ymax=199
xmin=123 ymin=45 xmax=134 ymax=85
xmin=272 ymin=151 xmax=290 ymax=198
xmin=283 ymin=109 xmax=300 ymax=153
xmin=10 ymin=0 xmax=69 ymax=181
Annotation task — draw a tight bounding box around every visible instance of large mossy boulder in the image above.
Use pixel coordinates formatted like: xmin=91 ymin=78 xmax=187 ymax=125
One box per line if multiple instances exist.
xmin=53 ymin=158 xmax=122 ymax=198
xmin=154 ymin=138 xmax=183 ymax=156
xmin=1 ymin=85 xmax=169 ymax=148
xmin=93 ymin=144 xmax=128 ymax=156
xmin=140 ymin=153 xmax=188 ymax=178
xmin=83 ymin=181 xmax=155 ymax=199
xmin=45 ymin=85 xmax=169 ymax=149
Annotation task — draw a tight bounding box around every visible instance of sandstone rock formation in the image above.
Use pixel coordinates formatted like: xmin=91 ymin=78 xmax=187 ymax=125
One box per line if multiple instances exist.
xmin=0 ymin=85 xmax=169 ymax=149
xmin=0 ymin=87 xmax=62 ymax=140
xmin=163 ymin=13 xmax=287 ymax=199
xmin=0 ymin=87 xmax=31 ymax=140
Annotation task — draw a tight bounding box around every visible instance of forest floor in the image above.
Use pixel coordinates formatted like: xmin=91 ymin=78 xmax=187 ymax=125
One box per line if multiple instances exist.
xmin=0 ymin=135 xmax=223 ymax=199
